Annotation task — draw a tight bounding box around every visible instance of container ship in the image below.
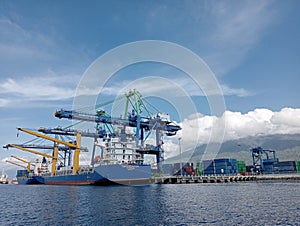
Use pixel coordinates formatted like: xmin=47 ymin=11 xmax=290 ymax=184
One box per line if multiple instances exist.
xmin=5 ymin=90 xmax=180 ymax=185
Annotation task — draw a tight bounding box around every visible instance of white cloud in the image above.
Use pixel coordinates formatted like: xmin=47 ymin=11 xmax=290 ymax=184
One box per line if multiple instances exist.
xmin=164 ymin=107 xmax=300 ymax=158
xmin=0 ymin=72 xmax=80 ymax=103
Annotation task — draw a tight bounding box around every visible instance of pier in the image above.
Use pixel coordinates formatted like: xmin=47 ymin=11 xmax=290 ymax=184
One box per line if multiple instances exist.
xmin=152 ymin=173 xmax=300 ymax=184
xmin=152 ymin=175 xmax=256 ymax=184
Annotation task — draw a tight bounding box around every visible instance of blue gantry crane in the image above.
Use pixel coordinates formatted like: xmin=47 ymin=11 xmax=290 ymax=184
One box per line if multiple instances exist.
xmin=251 ymin=146 xmax=278 ymax=173
xmin=54 ymin=90 xmax=181 ymax=170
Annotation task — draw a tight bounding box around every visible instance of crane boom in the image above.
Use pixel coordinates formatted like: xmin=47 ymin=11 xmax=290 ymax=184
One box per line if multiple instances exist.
xmin=3 ymin=143 xmax=88 ymax=152
xmin=6 ymin=160 xmax=27 ymax=170
xmin=54 ymin=110 xmax=181 ymax=134
xmin=6 ymin=144 xmax=57 ymax=175
xmin=38 ymin=127 xmax=106 ymax=139
xmin=7 ymin=144 xmax=53 ymax=158
xmin=16 ymin=128 xmax=82 ymax=175
xmin=11 ymin=155 xmax=34 ymax=172
xmin=17 ymin=128 xmax=77 ymax=148
xmin=11 ymin=155 xmax=35 ymax=166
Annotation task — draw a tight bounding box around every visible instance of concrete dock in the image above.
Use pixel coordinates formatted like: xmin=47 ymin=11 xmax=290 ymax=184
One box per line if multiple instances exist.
xmin=152 ymin=175 xmax=256 ymax=184
xmin=152 ymin=173 xmax=300 ymax=184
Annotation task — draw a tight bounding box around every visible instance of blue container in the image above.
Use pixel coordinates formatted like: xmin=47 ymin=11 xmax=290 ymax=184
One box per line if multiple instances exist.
xmin=203 ymin=170 xmax=214 ymax=175
xmin=162 ymin=164 xmax=174 ymax=175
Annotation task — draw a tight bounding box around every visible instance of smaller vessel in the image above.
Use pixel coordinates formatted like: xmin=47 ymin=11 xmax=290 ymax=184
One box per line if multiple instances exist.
xmin=0 ymin=168 xmax=9 ymax=184
xmin=11 ymin=178 xmax=18 ymax=184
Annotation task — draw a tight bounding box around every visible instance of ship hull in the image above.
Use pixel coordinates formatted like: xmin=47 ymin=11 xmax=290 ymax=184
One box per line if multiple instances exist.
xmin=94 ymin=164 xmax=152 ymax=185
xmin=17 ymin=176 xmax=44 ymax=185
xmin=36 ymin=172 xmax=104 ymax=185
xmin=24 ymin=164 xmax=152 ymax=185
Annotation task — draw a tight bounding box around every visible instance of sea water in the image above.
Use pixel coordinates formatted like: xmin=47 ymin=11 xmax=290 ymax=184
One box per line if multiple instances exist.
xmin=0 ymin=181 xmax=299 ymax=225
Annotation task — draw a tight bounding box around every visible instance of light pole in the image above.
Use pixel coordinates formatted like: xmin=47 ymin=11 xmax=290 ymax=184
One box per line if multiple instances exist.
xmin=178 ymin=137 xmax=182 ymax=177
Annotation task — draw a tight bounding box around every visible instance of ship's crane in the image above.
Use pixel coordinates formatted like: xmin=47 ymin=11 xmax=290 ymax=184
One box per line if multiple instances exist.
xmin=7 ymin=128 xmax=82 ymax=175
xmin=3 ymin=143 xmax=88 ymax=167
xmin=5 ymin=144 xmax=58 ymax=175
xmin=11 ymin=155 xmax=35 ymax=172
xmin=6 ymin=160 xmax=28 ymax=170
xmin=38 ymin=127 xmax=104 ymax=166
xmin=251 ymin=147 xmax=278 ymax=173
xmin=54 ymin=90 xmax=181 ymax=170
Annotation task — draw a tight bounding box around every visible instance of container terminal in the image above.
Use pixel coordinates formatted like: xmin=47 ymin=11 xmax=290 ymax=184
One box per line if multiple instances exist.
xmin=2 ymin=90 xmax=300 ymax=185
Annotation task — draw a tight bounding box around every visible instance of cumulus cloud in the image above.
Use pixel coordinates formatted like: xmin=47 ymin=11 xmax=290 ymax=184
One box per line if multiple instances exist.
xmin=164 ymin=108 xmax=300 ymax=158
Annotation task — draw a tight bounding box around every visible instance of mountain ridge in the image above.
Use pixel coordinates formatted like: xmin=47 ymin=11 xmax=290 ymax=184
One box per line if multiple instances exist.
xmin=165 ymin=133 xmax=300 ymax=165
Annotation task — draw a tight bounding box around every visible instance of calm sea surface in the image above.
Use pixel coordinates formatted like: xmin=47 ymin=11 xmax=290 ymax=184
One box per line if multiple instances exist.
xmin=0 ymin=181 xmax=299 ymax=225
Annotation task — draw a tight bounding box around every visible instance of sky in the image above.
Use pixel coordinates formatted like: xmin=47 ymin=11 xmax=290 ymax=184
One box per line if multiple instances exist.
xmin=0 ymin=0 xmax=300 ymax=173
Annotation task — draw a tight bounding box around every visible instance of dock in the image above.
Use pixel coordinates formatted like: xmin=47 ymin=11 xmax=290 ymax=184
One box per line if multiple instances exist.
xmin=152 ymin=175 xmax=256 ymax=184
xmin=151 ymin=173 xmax=300 ymax=184
xmin=255 ymin=173 xmax=300 ymax=181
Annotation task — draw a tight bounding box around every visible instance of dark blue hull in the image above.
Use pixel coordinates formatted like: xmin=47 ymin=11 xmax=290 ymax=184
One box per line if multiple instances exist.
xmin=27 ymin=164 xmax=152 ymax=185
xmin=37 ymin=172 xmax=104 ymax=185
xmin=17 ymin=176 xmax=44 ymax=185
xmin=94 ymin=164 xmax=152 ymax=185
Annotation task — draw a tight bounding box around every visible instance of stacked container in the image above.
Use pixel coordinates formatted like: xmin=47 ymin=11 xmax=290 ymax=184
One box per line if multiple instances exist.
xmin=196 ymin=162 xmax=202 ymax=175
xmin=202 ymin=158 xmax=238 ymax=175
xmin=273 ymin=161 xmax=296 ymax=174
xmin=296 ymin=161 xmax=300 ymax=173
xmin=237 ymin=161 xmax=246 ymax=174
xmin=202 ymin=160 xmax=214 ymax=175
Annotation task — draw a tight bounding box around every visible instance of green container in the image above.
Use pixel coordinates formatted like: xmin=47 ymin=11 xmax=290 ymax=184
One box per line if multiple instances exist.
xmin=196 ymin=162 xmax=203 ymax=175
xmin=296 ymin=161 xmax=300 ymax=172
xmin=237 ymin=160 xmax=246 ymax=173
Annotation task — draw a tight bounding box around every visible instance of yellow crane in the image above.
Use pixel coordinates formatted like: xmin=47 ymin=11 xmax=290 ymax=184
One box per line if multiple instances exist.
xmin=6 ymin=160 xmax=27 ymax=170
xmin=16 ymin=128 xmax=82 ymax=175
xmin=6 ymin=144 xmax=58 ymax=176
xmin=11 ymin=155 xmax=35 ymax=172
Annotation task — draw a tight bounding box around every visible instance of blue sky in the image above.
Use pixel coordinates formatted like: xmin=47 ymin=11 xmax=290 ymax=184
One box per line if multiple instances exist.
xmin=1 ymin=0 xmax=300 ymax=172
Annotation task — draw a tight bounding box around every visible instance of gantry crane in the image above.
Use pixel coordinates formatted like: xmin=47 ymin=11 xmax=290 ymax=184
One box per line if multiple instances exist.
xmin=251 ymin=146 xmax=278 ymax=173
xmin=54 ymin=90 xmax=181 ymax=170
xmin=6 ymin=128 xmax=82 ymax=175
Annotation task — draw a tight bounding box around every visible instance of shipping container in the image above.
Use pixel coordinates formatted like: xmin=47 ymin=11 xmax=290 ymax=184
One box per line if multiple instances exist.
xmin=273 ymin=161 xmax=297 ymax=174
xmin=237 ymin=161 xmax=246 ymax=173
xmin=296 ymin=161 xmax=300 ymax=172
xmin=16 ymin=169 xmax=29 ymax=177
xmin=202 ymin=158 xmax=238 ymax=175
xmin=202 ymin=160 xmax=214 ymax=169
xmin=196 ymin=162 xmax=203 ymax=175
xmin=173 ymin=162 xmax=196 ymax=176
